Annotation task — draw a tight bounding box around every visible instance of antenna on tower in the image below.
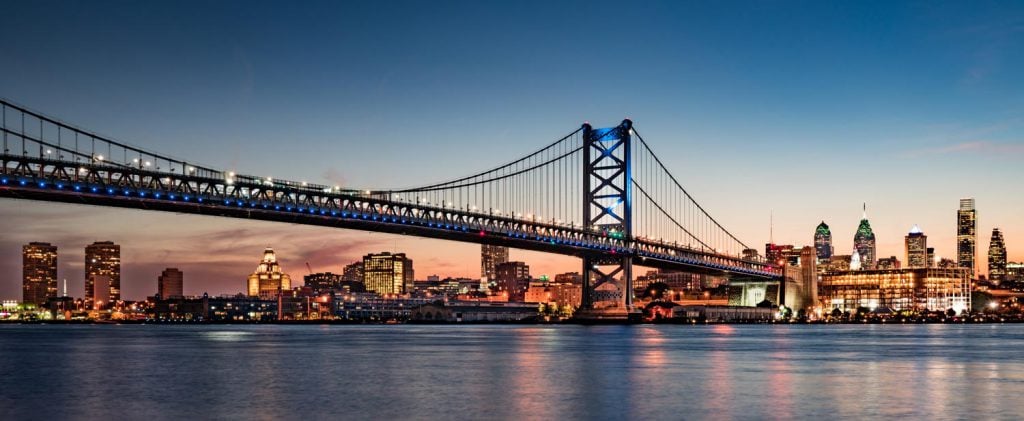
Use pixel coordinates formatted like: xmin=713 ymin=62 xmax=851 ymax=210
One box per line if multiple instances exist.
xmin=862 ymin=202 xmax=867 ymax=220
xmin=770 ymin=210 xmax=774 ymax=244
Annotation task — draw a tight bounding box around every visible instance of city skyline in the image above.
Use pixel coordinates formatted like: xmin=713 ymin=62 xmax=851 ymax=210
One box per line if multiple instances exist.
xmin=1 ymin=1 xmax=1022 ymax=300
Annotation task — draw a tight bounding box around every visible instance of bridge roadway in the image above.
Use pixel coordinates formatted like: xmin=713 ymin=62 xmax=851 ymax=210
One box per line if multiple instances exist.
xmin=0 ymin=155 xmax=777 ymax=279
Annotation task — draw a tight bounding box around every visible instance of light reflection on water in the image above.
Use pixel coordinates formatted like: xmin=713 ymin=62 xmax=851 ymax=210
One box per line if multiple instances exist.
xmin=1 ymin=324 xmax=1023 ymax=419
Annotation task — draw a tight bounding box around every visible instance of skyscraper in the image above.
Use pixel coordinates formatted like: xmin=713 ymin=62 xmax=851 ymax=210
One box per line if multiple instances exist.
xmin=158 ymin=268 xmax=184 ymax=298
xmin=247 ymin=248 xmax=292 ymax=299
xmin=85 ymin=241 xmax=121 ymax=308
xmin=988 ymin=228 xmax=1007 ymax=282
xmin=853 ymin=204 xmax=876 ymax=270
xmin=905 ymin=225 xmax=928 ymax=268
xmin=481 ymin=245 xmax=509 ymax=283
xmin=362 ymin=252 xmax=413 ymax=295
xmin=22 ymin=242 xmax=58 ymax=306
xmin=814 ymin=221 xmax=833 ymax=265
xmin=342 ymin=261 xmax=364 ymax=283
xmin=957 ymin=198 xmax=977 ymax=276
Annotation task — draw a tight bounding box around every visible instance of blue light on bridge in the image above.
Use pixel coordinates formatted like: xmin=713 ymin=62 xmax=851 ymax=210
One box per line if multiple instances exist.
xmin=38 ymin=182 xmax=46 ymax=188
xmin=1 ymin=178 xmax=7 ymax=184
xmin=183 ymin=196 xmax=190 ymax=201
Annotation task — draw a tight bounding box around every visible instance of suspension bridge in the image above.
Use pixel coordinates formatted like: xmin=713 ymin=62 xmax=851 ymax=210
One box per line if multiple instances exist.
xmin=0 ymin=98 xmax=779 ymax=320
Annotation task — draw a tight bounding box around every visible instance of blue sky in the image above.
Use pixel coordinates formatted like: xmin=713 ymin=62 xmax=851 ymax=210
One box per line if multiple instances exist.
xmin=1 ymin=1 xmax=1022 ymax=299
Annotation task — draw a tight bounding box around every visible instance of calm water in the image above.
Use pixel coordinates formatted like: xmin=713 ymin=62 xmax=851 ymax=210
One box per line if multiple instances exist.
xmin=1 ymin=324 xmax=1023 ymax=420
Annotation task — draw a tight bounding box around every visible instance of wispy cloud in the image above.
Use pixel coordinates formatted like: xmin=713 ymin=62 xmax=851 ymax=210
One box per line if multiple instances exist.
xmin=909 ymin=140 xmax=1024 ymax=157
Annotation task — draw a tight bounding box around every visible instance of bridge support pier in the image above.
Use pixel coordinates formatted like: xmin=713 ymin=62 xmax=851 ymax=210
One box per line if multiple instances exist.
xmin=573 ymin=120 xmax=641 ymax=323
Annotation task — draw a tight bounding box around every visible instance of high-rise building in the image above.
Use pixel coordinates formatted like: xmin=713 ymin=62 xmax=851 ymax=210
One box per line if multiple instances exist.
xmin=765 ymin=244 xmax=799 ymax=265
xmin=495 ymin=261 xmax=530 ymax=301
xmin=853 ymin=204 xmax=876 ymax=270
xmin=85 ymin=241 xmax=121 ymax=308
xmin=362 ymin=252 xmax=413 ymax=295
xmin=91 ymin=275 xmax=111 ymax=310
xmin=481 ymin=245 xmax=509 ymax=283
xmin=158 ymin=268 xmax=184 ymax=299
xmin=988 ymin=228 xmax=1007 ymax=282
xmin=927 ymin=248 xmax=936 ymax=268
xmin=814 ymin=221 xmax=833 ymax=265
xmin=876 ymin=256 xmax=901 ymax=270
xmin=304 ymin=272 xmax=344 ymax=293
xmin=957 ymin=198 xmax=977 ymax=276
xmin=247 ymin=248 xmax=292 ymax=299
xmin=22 ymin=242 xmax=58 ymax=306
xmin=905 ymin=225 xmax=928 ymax=268
xmin=342 ymin=261 xmax=363 ymax=283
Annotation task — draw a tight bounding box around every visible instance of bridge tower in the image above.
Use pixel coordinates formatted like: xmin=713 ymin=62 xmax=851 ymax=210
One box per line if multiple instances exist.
xmin=577 ymin=120 xmax=638 ymax=321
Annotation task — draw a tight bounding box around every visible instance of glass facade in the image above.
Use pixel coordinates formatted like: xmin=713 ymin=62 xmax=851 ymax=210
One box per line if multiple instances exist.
xmin=814 ymin=221 xmax=832 ymax=265
xmin=988 ymin=228 xmax=1007 ymax=282
xmin=905 ymin=225 xmax=928 ymax=268
xmin=957 ymin=198 xmax=976 ymax=276
xmin=480 ymin=245 xmax=509 ymax=285
xmin=158 ymin=268 xmax=184 ymax=298
xmin=853 ymin=206 xmax=876 ymax=270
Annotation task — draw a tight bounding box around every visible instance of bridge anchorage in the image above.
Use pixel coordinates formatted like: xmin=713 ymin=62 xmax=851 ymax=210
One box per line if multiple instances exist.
xmin=0 ymin=98 xmax=780 ymax=323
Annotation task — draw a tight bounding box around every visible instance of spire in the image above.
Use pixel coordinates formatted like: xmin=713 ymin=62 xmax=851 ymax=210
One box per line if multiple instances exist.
xmin=909 ymin=224 xmax=922 ymax=234
xmin=862 ymin=202 xmax=867 ymax=220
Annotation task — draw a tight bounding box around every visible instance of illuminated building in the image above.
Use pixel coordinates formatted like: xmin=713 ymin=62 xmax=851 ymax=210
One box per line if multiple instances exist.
xmin=362 ymin=252 xmax=413 ymax=295
xmin=495 ymin=261 xmax=530 ymax=301
xmin=927 ymin=248 xmax=935 ymax=268
xmin=905 ymin=225 xmax=928 ymax=268
xmin=742 ymin=248 xmax=760 ymax=261
xmin=22 ymin=242 xmax=58 ymax=306
xmin=957 ymin=198 xmax=977 ymax=276
xmin=937 ymin=258 xmax=957 ymax=269
xmin=524 ymin=281 xmax=582 ymax=308
xmin=814 ymin=221 xmax=833 ymax=265
xmin=342 ymin=261 xmax=363 ymax=283
xmin=799 ymin=246 xmax=818 ymax=310
xmin=480 ymin=245 xmax=509 ymax=286
xmin=304 ymin=272 xmax=342 ymax=293
xmin=247 ymin=248 xmax=292 ymax=299
xmin=765 ymin=243 xmax=798 ymax=265
xmin=85 ymin=241 xmax=121 ymax=308
xmin=876 ymin=256 xmax=900 ymax=270
xmin=828 ymin=255 xmax=851 ymax=272
xmin=158 ymin=268 xmax=184 ymax=299
xmin=988 ymin=228 xmax=1007 ymax=282
xmin=850 ymin=250 xmax=862 ymax=271
xmin=853 ymin=204 xmax=876 ymax=270
xmin=1007 ymin=262 xmax=1023 ymax=282
xmin=554 ymin=272 xmax=582 ymax=285
xmin=819 ymin=268 xmax=971 ymax=312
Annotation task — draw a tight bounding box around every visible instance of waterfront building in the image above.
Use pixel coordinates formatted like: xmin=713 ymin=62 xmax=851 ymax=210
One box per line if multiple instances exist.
xmin=554 ymin=272 xmax=582 ymax=285
xmin=1006 ymin=262 xmax=1023 ymax=282
xmin=819 ymin=268 xmax=971 ymax=313
xmin=957 ymin=198 xmax=977 ymax=276
xmin=22 ymin=242 xmax=58 ymax=306
xmin=91 ymin=275 xmax=111 ymax=310
xmin=158 ymin=268 xmax=184 ymax=299
xmin=150 ymin=294 xmax=276 ymax=322
xmin=988 ymin=228 xmax=1007 ymax=282
xmin=853 ymin=204 xmax=876 ymax=270
xmin=85 ymin=241 xmax=121 ymax=308
xmin=410 ymin=301 xmax=540 ymax=322
xmin=524 ymin=282 xmax=583 ymax=309
xmin=481 ymin=245 xmax=509 ymax=287
xmin=905 ymin=225 xmax=928 ymax=268
xmin=495 ymin=261 xmax=530 ymax=301
xmin=362 ymin=252 xmax=413 ymax=295
xmin=814 ymin=221 xmax=833 ymax=265
xmin=247 ymin=248 xmax=292 ymax=299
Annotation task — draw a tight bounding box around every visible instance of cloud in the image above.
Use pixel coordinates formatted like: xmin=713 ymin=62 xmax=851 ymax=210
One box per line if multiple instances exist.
xmin=907 ymin=140 xmax=1024 ymax=157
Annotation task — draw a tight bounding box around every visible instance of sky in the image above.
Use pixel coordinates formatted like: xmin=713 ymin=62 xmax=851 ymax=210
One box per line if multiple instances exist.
xmin=1 ymin=0 xmax=1022 ymax=300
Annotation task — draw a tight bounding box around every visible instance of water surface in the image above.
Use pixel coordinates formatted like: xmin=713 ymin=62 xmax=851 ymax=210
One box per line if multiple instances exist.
xmin=1 ymin=324 xmax=1022 ymax=420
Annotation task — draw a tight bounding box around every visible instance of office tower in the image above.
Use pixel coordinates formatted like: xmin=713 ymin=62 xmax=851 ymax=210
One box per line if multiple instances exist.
xmin=927 ymin=248 xmax=936 ymax=268
xmin=495 ymin=261 xmax=530 ymax=301
xmin=905 ymin=225 xmax=928 ymax=268
xmin=85 ymin=241 xmax=121 ymax=308
xmin=22 ymin=242 xmax=58 ymax=306
xmin=957 ymin=198 xmax=977 ymax=276
xmin=247 ymin=248 xmax=292 ymax=299
xmin=988 ymin=228 xmax=1007 ymax=282
xmin=799 ymin=246 xmax=818 ymax=310
xmin=342 ymin=261 xmax=364 ymax=283
xmin=853 ymin=204 xmax=876 ymax=270
xmin=362 ymin=252 xmax=413 ymax=295
xmin=481 ymin=245 xmax=509 ymax=283
xmin=158 ymin=268 xmax=184 ymax=298
xmin=814 ymin=221 xmax=833 ymax=265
